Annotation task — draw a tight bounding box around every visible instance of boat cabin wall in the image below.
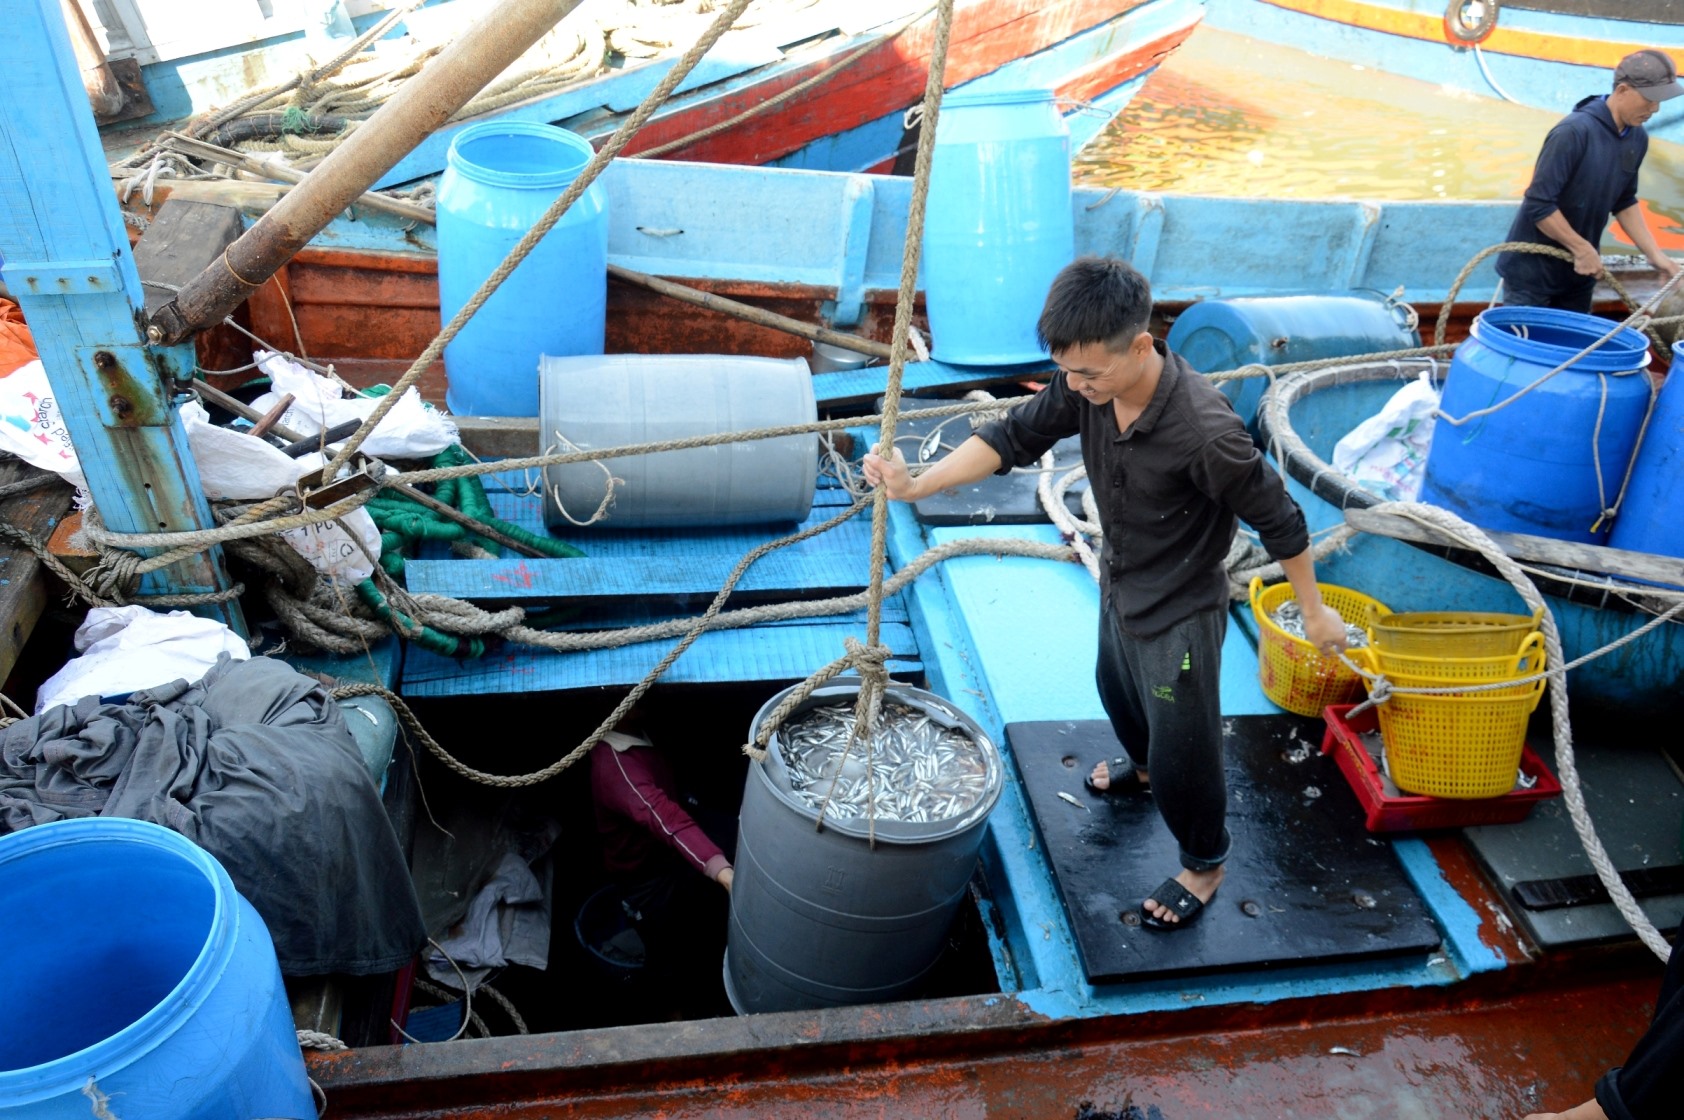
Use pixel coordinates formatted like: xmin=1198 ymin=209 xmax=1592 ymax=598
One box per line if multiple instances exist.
xmin=129 ymin=159 xmax=1518 ymax=400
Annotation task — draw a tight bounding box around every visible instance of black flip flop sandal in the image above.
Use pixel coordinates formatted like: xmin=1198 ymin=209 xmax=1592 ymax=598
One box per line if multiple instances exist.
xmin=1140 ymin=877 xmax=1215 ymax=931
xmin=1084 ymin=756 xmax=1149 ymax=795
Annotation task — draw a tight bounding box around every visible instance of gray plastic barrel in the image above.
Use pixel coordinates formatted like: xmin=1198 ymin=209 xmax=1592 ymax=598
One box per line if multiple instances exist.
xmin=539 ymin=354 xmax=818 ymax=529
xmin=724 ymin=682 xmax=1003 ymax=1015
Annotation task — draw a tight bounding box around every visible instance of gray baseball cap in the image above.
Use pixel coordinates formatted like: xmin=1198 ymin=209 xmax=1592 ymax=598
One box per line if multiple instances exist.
xmin=1615 ymin=49 xmax=1682 ymax=102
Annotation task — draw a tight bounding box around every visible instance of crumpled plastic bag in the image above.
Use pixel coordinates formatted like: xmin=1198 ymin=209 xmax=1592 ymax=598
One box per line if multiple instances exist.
xmin=181 ymin=403 xmax=381 ymax=583
xmin=35 ymin=605 xmax=250 ymax=714
xmin=249 ymin=350 xmax=458 ymax=459
xmin=1332 ymin=371 xmax=1440 ymax=502
xmin=0 ymin=359 xmax=87 ymax=491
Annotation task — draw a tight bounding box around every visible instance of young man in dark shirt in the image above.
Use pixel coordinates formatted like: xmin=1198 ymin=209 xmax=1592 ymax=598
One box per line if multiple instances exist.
xmin=1496 ymin=49 xmax=1682 ymax=313
xmin=863 ymin=256 xmax=1347 ymax=929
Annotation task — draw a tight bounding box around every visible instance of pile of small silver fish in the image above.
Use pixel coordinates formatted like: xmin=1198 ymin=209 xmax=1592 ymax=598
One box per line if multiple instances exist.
xmin=778 ymin=702 xmax=989 ymax=823
xmin=1270 ymin=600 xmax=1369 ymax=649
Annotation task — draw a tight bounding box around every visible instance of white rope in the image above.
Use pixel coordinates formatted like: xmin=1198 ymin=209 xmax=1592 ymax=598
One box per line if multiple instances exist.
xmin=1351 ymin=502 xmax=1671 ymax=962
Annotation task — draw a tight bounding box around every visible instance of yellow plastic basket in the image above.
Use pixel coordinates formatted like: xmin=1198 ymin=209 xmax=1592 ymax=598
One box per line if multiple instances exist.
xmin=1249 ymin=576 xmax=1390 ymax=717
xmin=1365 ymin=607 xmax=1544 ymax=658
xmin=1367 ymin=631 xmax=1545 ymax=691
xmin=1354 ymin=648 xmax=1548 ymax=799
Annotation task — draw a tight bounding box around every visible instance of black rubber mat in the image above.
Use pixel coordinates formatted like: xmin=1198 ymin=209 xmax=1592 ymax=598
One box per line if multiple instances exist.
xmin=876 ymin=396 xmax=1088 ymax=525
xmin=1464 ymin=721 xmax=1684 ymax=947
xmin=1006 ymin=716 xmax=1441 ymax=984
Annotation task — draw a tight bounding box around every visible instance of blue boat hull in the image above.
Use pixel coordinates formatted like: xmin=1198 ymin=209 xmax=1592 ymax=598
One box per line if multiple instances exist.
xmin=1208 ymin=0 xmax=1684 ymax=146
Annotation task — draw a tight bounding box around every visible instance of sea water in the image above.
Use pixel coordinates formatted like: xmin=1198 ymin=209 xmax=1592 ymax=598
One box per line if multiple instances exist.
xmin=1079 ymin=26 xmax=1684 ymax=251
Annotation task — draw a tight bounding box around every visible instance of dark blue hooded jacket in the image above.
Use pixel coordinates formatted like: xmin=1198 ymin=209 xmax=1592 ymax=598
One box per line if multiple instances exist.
xmin=1496 ymin=94 xmax=1646 ymax=297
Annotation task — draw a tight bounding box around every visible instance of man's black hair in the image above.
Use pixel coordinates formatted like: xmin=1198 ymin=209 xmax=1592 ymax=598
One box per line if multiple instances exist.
xmin=1035 ymin=255 xmax=1152 ymax=355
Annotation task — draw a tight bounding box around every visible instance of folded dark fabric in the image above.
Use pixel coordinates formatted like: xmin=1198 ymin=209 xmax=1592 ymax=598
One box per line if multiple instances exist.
xmin=0 ymin=655 xmax=424 ymax=976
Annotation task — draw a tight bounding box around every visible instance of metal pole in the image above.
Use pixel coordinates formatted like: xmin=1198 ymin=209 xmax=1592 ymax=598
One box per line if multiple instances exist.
xmin=149 ymin=0 xmax=586 ymax=345
xmin=0 ymin=1 xmax=243 ymax=629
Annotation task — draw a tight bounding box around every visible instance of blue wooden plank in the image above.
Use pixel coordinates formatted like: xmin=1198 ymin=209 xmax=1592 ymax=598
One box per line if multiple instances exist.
xmin=405 ymin=548 xmax=871 ymax=601
xmin=534 ymin=598 xmax=909 ymax=633
xmin=479 ymin=490 xmax=871 ymax=556
xmin=401 ymin=621 xmax=921 ymax=696
xmin=372 ymin=44 xmax=782 ymax=189
xmin=285 ymin=636 xmax=404 ymax=690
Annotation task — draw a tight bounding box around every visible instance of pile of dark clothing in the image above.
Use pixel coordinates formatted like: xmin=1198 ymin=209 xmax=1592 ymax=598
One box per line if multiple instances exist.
xmin=0 ymin=655 xmax=424 ymax=976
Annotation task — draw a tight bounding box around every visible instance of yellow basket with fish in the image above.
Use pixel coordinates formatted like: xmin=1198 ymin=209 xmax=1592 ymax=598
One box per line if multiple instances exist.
xmin=1249 ymin=576 xmax=1390 ymax=718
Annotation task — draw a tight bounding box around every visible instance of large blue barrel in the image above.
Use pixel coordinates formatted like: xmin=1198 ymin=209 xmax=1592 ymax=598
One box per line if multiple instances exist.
xmin=725 ymin=682 xmax=1003 ymax=1014
xmin=1419 ymin=306 xmax=1651 ymax=544
xmin=1609 ymin=341 xmax=1684 ymax=558
xmin=540 ymin=353 xmax=817 ymax=528
xmin=438 ymin=121 xmax=608 ymax=416
xmin=1167 ymin=293 xmax=1421 ymax=425
xmin=923 ymin=88 xmax=1074 ymax=366
xmin=0 ymin=818 xmax=312 ymax=1119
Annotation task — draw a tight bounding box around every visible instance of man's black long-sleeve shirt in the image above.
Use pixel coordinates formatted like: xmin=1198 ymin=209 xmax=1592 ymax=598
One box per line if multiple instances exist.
xmin=973 ymin=342 xmax=1309 ymax=638
xmin=1496 ymin=94 xmax=1646 ymax=298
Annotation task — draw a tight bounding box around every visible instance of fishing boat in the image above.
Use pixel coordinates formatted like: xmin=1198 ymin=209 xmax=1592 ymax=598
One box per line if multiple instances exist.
xmin=89 ymin=0 xmax=1207 ymax=177
xmin=1209 ymin=0 xmax=1684 ymax=145
xmin=4 ymin=1 xmax=1682 ymax=1116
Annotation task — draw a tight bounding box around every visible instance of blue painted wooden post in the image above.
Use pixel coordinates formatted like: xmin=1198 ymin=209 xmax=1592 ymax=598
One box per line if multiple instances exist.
xmin=0 ymin=0 xmax=244 ymax=631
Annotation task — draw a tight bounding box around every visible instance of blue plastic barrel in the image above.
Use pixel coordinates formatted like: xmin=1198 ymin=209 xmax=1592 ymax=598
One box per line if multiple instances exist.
xmin=923 ymin=88 xmax=1074 ymax=365
xmin=1419 ymin=306 xmax=1652 ymax=544
xmin=1608 ymin=341 xmax=1684 ymax=559
xmin=438 ymin=121 xmax=608 ymax=416
xmin=1167 ymin=293 xmax=1421 ymax=425
xmin=0 ymin=819 xmax=312 ymax=1120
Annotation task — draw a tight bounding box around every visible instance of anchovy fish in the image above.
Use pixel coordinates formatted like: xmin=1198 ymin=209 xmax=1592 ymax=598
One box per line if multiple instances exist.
xmin=778 ymin=702 xmax=990 ymax=823
xmin=1270 ymin=600 xmax=1369 ymax=649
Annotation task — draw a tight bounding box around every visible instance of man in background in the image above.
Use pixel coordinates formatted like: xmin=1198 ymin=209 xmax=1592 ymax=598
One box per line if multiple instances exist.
xmin=1496 ymin=49 xmax=1681 ymax=313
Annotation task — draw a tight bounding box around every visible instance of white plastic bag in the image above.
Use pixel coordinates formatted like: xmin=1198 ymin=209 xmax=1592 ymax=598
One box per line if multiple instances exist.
xmin=0 ymin=359 xmax=86 ymax=490
xmin=1332 ymin=371 xmax=1440 ymax=502
xmin=35 ymin=605 xmax=250 ymax=714
xmin=180 ymin=405 xmax=381 ymax=583
xmin=249 ymin=351 xmax=458 ymax=459
xmin=180 ymin=399 xmax=301 ymax=500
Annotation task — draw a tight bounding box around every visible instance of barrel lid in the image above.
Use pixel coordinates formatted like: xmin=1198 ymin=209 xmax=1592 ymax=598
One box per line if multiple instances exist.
xmin=1471 ymin=306 xmax=1650 ymax=372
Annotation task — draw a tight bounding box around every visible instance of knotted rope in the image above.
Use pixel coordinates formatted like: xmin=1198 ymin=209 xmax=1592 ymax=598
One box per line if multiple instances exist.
xmin=737 ymin=0 xmax=958 ymax=842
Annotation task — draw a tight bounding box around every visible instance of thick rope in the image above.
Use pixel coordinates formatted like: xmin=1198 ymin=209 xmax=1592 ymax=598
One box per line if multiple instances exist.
xmin=1431 ymin=241 xmax=1666 ymax=351
xmin=71 ymin=401 xmax=1021 ymax=562
xmin=297 ymin=1028 xmax=348 ymax=1052
xmin=849 ymin=0 xmax=956 ymax=774
xmin=319 ymin=0 xmax=764 ymax=485
xmin=1347 ymin=503 xmax=1670 ymax=963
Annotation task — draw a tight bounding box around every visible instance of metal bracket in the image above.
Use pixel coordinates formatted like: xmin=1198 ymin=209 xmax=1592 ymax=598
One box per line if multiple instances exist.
xmin=302 ymin=461 xmax=385 ymax=510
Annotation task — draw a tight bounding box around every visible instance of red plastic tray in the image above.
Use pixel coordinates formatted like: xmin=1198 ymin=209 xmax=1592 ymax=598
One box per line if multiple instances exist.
xmin=1321 ymin=703 xmax=1561 ymax=832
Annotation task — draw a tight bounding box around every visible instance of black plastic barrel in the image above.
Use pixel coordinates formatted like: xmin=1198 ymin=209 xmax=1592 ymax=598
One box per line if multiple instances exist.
xmin=724 ymin=682 xmax=1002 ymax=1014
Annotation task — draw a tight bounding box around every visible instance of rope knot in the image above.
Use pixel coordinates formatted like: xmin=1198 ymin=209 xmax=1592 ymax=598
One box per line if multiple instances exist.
xmin=92 ymin=549 xmax=144 ymax=603
xmin=1367 ymin=675 xmax=1394 ymax=706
